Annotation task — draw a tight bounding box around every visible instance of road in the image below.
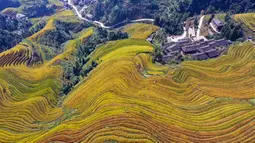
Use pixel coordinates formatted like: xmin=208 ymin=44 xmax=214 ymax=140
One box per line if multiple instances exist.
xmin=68 ymin=0 xmax=91 ymax=22
xmin=168 ymin=27 xmax=187 ymax=42
xmin=68 ymin=0 xmax=154 ymax=29
xmin=196 ymin=15 xmax=204 ymax=37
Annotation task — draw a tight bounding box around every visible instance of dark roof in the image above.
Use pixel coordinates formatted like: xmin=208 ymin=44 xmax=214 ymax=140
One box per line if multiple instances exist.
xmin=198 ymin=45 xmax=214 ymax=52
xmin=178 ymin=38 xmax=191 ymax=42
xmin=169 ymin=51 xmax=179 ymax=55
xmin=208 ymin=41 xmax=219 ymax=47
xmin=192 ymin=53 xmax=208 ymax=60
xmin=162 ymin=53 xmax=175 ymax=62
xmin=163 ymin=42 xmax=175 ymax=49
xmin=212 ymin=19 xmax=224 ymax=27
xmin=182 ymin=42 xmax=196 ymax=47
xmin=206 ymin=39 xmax=215 ymax=43
xmin=206 ymin=49 xmax=219 ymax=58
xmin=177 ymin=38 xmax=191 ymax=45
xmin=181 ymin=45 xmax=199 ymax=53
xmin=215 ymin=39 xmax=230 ymax=46
xmin=166 ymin=44 xmax=180 ymax=52
xmin=209 ymin=39 xmax=230 ymax=47
xmin=163 ymin=50 xmax=168 ymax=55
xmin=199 ymin=41 xmax=209 ymax=46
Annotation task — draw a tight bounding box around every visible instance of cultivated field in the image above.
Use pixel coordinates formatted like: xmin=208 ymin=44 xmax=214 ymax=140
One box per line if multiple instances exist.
xmin=1 ymin=9 xmax=255 ymax=142
xmin=234 ymin=13 xmax=255 ymax=32
xmin=123 ymin=23 xmax=159 ymax=39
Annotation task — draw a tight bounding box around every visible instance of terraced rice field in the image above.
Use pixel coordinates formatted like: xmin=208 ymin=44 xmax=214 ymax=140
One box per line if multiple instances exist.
xmin=123 ymin=23 xmax=159 ymax=39
xmin=0 ymin=10 xmax=82 ymax=68
xmin=0 ymin=44 xmax=35 ymax=67
xmin=234 ymin=13 xmax=255 ymax=32
xmin=0 ymin=65 xmax=63 ymax=142
xmin=1 ymin=19 xmax=255 ymax=142
xmin=39 ymin=41 xmax=255 ymax=142
xmin=0 ymin=8 xmax=89 ymax=68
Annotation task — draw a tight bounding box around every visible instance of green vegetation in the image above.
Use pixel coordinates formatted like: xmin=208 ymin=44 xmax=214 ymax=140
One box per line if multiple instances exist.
xmin=82 ymin=0 xmax=254 ymax=34
xmin=219 ymin=14 xmax=244 ymax=41
xmin=206 ymin=14 xmax=245 ymax=41
xmin=61 ymin=27 xmax=128 ymax=95
xmin=0 ymin=14 xmax=32 ymax=52
xmin=36 ymin=23 xmax=73 ymax=49
xmin=0 ymin=0 xmax=20 ymax=11
xmin=1 ymin=0 xmax=62 ymax=18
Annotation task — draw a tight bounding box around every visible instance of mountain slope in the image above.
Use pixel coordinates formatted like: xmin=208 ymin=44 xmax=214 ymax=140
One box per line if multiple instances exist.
xmin=1 ymin=22 xmax=255 ymax=142
xmin=0 ymin=0 xmax=255 ymax=142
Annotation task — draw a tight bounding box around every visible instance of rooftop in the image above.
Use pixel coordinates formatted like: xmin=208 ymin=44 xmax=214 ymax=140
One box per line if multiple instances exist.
xmin=192 ymin=53 xmax=208 ymax=60
xmin=212 ymin=18 xmax=224 ymax=27
xmin=199 ymin=45 xmax=214 ymax=52
xmin=206 ymin=49 xmax=219 ymax=58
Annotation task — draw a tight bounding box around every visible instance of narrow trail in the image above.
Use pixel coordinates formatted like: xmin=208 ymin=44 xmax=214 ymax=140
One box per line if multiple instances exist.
xmin=68 ymin=0 xmax=154 ymax=29
xmin=197 ymin=15 xmax=204 ymax=37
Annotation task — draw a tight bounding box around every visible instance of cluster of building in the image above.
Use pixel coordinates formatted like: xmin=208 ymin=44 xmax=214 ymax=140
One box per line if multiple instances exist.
xmin=162 ymin=38 xmax=231 ymax=63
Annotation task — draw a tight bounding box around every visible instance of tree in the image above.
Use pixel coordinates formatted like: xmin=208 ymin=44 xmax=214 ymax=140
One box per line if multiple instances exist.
xmin=208 ymin=14 xmax=215 ymax=24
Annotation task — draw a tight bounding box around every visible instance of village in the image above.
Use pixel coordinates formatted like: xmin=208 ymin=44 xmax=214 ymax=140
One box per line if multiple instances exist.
xmin=160 ymin=16 xmax=231 ymax=64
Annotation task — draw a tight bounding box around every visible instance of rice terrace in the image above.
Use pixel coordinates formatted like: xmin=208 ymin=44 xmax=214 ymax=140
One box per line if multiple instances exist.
xmin=0 ymin=0 xmax=255 ymax=142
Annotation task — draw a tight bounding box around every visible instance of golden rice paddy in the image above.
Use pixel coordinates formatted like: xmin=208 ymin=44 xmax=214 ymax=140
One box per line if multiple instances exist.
xmin=0 ymin=19 xmax=255 ymax=142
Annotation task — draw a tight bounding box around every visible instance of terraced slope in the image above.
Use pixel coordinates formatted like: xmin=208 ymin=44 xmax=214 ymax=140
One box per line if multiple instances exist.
xmin=0 ymin=43 xmax=41 ymax=67
xmin=123 ymin=23 xmax=159 ymax=39
xmin=47 ymin=27 xmax=94 ymax=66
xmin=0 ymin=9 xmax=85 ymax=68
xmin=1 ymin=22 xmax=255 ymax=142
xmin=33 ymin=40 xmax=255 ymax=143
xmin=234 ymin=13 xmax=255 ymax=32
xmin=0 ymin=65 xmax=63 ymax=142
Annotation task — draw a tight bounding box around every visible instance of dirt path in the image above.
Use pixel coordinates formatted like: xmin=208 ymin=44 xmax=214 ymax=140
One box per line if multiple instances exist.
xmin=68 ymin=0 xmax=154 ymax=29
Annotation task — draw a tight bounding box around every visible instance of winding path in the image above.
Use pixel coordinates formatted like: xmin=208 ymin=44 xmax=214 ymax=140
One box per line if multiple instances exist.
xmin=68 ymin=0 xmax=154 ymax=29
xmin=169 ymin=27 xmax=187 ymax=42
xmin=196 ymin=15 xmax=204 ymax=37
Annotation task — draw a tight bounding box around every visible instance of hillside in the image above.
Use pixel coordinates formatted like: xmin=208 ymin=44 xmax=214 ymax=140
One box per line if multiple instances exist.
xmin=0 ymin=0 xmax=255 ymax=142
xmin=234 ymin=13 xmax=255 ymax=37
xmin=1 ymin=0 xmax=63 ymax=18
xmin=76 ymin=0 xmax=254 ymax=34
xmin=1 ymin=20 xmax=255 ymax=141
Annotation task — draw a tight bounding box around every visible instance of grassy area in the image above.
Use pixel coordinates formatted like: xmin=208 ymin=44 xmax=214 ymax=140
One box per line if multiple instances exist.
xmin=123 ymin=23 xmax=159 ymax=39
xmin=48 ymin=0 xmax=64 ymax=7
